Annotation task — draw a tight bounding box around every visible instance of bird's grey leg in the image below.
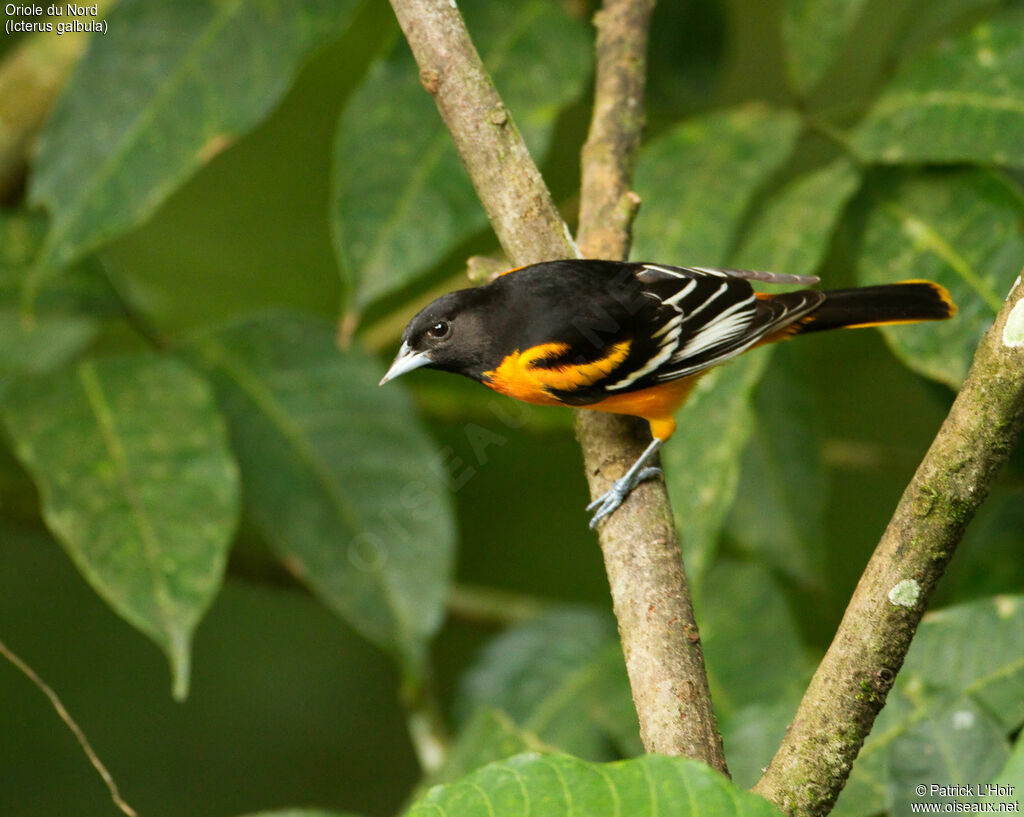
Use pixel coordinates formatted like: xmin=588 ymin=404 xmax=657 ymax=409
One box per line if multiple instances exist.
xmin=586 ymin=438 xmax=664 ymax=528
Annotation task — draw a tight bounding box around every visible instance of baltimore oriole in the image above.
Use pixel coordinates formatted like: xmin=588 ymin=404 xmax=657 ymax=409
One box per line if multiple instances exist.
xmin=380 ymin=260 xmax=956 ymax=527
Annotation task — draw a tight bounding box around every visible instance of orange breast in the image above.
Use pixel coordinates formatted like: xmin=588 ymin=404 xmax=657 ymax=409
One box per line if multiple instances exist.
xmin=584 ymin=376 xmax=699 ymax=441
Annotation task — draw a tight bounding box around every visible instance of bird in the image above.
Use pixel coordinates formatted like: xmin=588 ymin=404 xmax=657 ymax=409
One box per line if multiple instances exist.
xmin=380 ymin=259 xmax=956 ymax=527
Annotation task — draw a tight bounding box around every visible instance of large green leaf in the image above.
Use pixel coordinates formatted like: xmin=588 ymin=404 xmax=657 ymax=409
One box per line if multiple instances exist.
xmin=852 ymin=11 xmax=1024 ymax=165
xmin=713 ymin=162 xmax=858 ymax=584
xmin=782 ymin=0 xmax=870 ymax=95
xmin=185 ymin=312 xmax=454 ymax=677
xmin=457 ymin=608 xmax=639 ymax=759
xmin=0 ymin=354 xmax=240 ymax=698
xmin=332 ymin=0 xmax=590 ymax=313
xmin=834 ymin=595 xmax=1024 ymax=817
xmin=681 ymin=162 xmax=856 ymax=585
xmin=994 ymin=735 xmax=1024 ymax=788
xmin=403 ymin=753 xmax=786 ymax=817
xmin=28 ymin=0 xmax=360 ymax=284
xmin=632 ymin=104 xmax=802 ymax=264
xmin=732 ymin=158 xmax=862 ymax=280
xmin=855 ymin=168 xmax=1024 ymax=388
xmin=725 ymin=346 xmax=827 ymax=588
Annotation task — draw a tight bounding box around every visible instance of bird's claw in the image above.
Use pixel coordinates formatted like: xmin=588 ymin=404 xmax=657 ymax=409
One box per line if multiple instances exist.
xmin=586 ymin=466 xmax=663 ymax=528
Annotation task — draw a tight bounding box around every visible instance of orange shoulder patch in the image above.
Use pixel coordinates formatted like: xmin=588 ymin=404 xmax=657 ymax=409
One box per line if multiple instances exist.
xmin=483 ymin=340 xmax=632 ymax=406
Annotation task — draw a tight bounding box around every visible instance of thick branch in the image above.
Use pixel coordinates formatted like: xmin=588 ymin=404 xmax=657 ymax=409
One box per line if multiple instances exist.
xmin=754 ymin=273 xmax=1024 ymax=815
xmin=388 ymin=0 xmax=727 ymax=770
xmin=575 ymin=0 xmax=727 ymax=769
xmin=388 ymin=0 xmax=576 ymax=266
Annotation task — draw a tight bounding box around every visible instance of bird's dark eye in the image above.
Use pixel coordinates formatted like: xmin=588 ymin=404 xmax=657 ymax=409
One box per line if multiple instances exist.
xmin=427 ymin=321 xmax=450 ymax=339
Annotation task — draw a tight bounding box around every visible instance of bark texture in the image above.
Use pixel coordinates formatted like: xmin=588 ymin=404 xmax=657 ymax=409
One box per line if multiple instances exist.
xmin=575 ymin=0 xmax=727 ymax=769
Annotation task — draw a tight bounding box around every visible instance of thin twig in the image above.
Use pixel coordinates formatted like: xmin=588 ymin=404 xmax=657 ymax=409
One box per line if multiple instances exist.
xmin=401 ymin=667 xmax=450 ymax=776
xmin=575 ymin=0 xmax=727 ymax=770
xmin=0 ymin=637 xmax=137 ymax=817
xmin=447 ymin=583 xmax=549 ymax=626
xmin=387 ymin=0 xmax=728 ymax=770
xmin=754 ymin=272 xmax=1024 ymax=815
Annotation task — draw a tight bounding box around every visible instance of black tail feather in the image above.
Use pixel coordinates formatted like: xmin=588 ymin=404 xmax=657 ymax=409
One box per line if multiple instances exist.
xmin=794 ymin=281 xmax=956 ymax=335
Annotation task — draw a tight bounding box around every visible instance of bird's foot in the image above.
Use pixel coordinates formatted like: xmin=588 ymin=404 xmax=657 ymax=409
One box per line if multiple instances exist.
xmin=586 ymin=466 xmax=663 ymax=528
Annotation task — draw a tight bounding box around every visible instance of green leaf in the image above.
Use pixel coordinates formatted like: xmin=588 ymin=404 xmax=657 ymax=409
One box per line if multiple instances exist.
xmin=852 ymin=11 xmax=1024 ymax=165
xmin=431 ymin=709 xmax=542 ymax=787
xmin=28 ymin=0 xmax=360 ymax=282
xmin=0 ymin=354 xmax=240 ymax=698
xmin=632 ymin=104 xmax=802 ymax=264
xmin=664 ymin=355 xmax=769 ymax=582
xmin=945 ymin=489 xmax=1024 ymax=600
xmin=732 ymin=158 xmax=863 ymax=279
xmin=994 ymin=734 xmax=1024 ymax=788
xmin=887 ymin=697 xmax=1010 ymax=809
xmin=782 ymin=0 xmax=870 ymax=95
xmin=0 ymin=311 xmax=96 ymax=379
xmin=898 ymin=0 xmax=1008 ymax=54
xmin=895 ymin=597 xmax=1024 ymax=731
xmin=184 ymin=312 xmax=455 ymax=676
xmin=331 ymin=0 xmax=590 ymax=312
xmin=0 ymin=212 xmax=121 ymax=376
xmin=700 ymin=561 xmax=808 ymax=720
xmin=854 ymin=168 xmax=1024 ymax=388
xmin=457 ymin=608 xmax=639 ymax=759
xmin=726 ymin=345 xmax=827 ymax=588
xmin=726 ymin=161 xmax=859 ymax=582
xmin=834 ymin=595 xmax=1024 ymax=817
xmin=404 ymin=753 xmax=786 ymax=817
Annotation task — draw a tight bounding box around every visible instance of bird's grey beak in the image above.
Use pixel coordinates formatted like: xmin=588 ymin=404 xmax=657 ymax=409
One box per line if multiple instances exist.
xmin=379 ymin=341 xmax=432 ymax=385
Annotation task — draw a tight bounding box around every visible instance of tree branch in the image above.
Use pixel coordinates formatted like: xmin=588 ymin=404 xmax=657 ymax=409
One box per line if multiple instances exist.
xmin=754 ymin=272 xmax=1024 ymax=815
xmin=388 ymin=0 xmax=727 ymax=770
xmin=387 ymin=0 xmax=576 ymax=266
xmin=574 ymin=0 xmax=727 ymax=769
xmin=0 ymin=637 xmax=136 ymax=816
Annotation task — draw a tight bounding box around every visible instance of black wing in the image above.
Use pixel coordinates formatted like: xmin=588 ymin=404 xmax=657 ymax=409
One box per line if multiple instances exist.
xmin=597 ymin=264 xmax=824 ymax=393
